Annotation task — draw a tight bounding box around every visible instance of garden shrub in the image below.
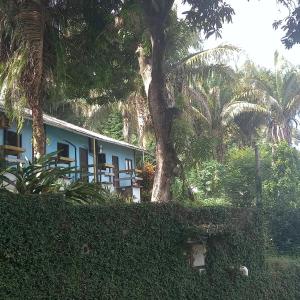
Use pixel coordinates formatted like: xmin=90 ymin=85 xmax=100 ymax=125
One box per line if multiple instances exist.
xmin=223 ymin=146 xmax=271 ymax=207
xmin=0 ymin=192 xmax=299 ymax=299
xmin=263 ymin=142 xmax=300 ymax=210
xmin=268 ymin=208 xmax=300 ymax=256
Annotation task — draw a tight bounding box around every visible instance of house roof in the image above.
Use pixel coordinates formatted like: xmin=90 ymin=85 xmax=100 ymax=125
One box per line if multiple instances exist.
xmin=43 ymin=112 xmax=144 ymax=152
xmin=0 ymin=104 xmax=144 ymax=152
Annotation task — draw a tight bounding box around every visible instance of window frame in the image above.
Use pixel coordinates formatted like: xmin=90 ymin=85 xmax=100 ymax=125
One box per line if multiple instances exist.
xmin=125 ymin=158 xmax=133 ymax=173
xmin=57 ymin=142 xmax=69 ymax=158
xmin=98 ymin=153 xmax=106 ymax=170
xmin=4 ymin=129 xmax=22 ymax=148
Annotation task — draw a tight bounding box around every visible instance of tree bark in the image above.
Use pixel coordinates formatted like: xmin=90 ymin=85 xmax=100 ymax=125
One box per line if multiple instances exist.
xmin=215 ymin=133 xmax=225 ymax=163
xmin=136 ymin=46 xmax=152 ymax=98
xmin=121 ymin=105 xmax=130 ymax=142
xmin=135 ymin=47 xmax=151 ymax=148
xmin=134 ymin=93 xmax=148 ymax=148
xmin=21 ymin=1 xmax=46 ymax=159
xmin=31 ymin=102 xmax=46 ymax=158
xmin=254 ymin=142 xmax=262 ymax=208
xmin=139 ymin=1 xmax=178 ymax=202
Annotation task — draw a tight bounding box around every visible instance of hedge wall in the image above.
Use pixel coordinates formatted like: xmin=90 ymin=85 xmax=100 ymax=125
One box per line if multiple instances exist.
xmin=268 ymin=208 xmax=300 ymax=256
xmin=0 ymin=192 xmax=299 ymax=299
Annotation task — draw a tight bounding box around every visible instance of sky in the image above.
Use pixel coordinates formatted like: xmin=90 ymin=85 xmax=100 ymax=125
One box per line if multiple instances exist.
xmin=176 ymin=0 xmax=300 ymax=69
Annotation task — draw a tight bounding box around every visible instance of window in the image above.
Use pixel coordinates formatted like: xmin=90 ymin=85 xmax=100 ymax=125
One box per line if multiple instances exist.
xmin=57 ymin=143 xmax=69 ymax=157
xmin=4 ymin=130 xmax=22 ymax=147
xmin=125 ymin=159 xmax=133 ymax=171
xmin=88 ymin=138 xmax=93 ymax=153
xmin=88 ymin=138 xmax=101 ymax=154
xmin=98 ymin=153 xmax=106 ymax=170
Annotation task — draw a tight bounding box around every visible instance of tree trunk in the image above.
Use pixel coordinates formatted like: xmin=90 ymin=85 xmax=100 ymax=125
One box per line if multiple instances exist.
xmin=216 ymin=135 xmax=225 ymax=162
xmin=21 ymin=1 xmax=46 ymax=159
xmin=134 ymin=93 xmax=148 ymax=148
xmin=137 ymin=46 xmax=152 ymax=98
xmin=135 ymin=48 xmax=151 ymax=148
xmin=254 ymin=142 xmax=262 ymax=208
xmin=31 ymin=102 xmax=46 ymax=158
xmin=121 ymin=106 xmax=130 ymax=142
xmin=139 ymin=2 xmax=177 ymax=202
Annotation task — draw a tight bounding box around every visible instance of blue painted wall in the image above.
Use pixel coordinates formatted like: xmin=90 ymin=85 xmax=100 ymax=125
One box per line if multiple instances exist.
xmin=0 ymin=120 xmax=137 ymax=188
xmin=0 ymin=120 xmax=33 ymax=161
xmin=100 ymin=141 xmax=136 ymax=187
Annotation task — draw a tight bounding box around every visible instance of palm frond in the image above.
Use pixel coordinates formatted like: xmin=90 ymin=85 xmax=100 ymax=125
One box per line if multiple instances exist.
xmin=171 ymin=44 xmax=240 ymax=71
xmin=183 ymin=85 xmax=212 ymax=125
xmin=265 ymin=95 xmax=283 ymax=112
xmin=0 ymin=47 xmax=29 ymax=131
xmin=185 ymin=63 xmax=236 ymax=83
xmin=221 ymin=101 xmax=269 ymax=126
xmin=286 ymin=95 xmax=300 ymax=116
xmin=282 ymin=71 xmax=300 ymax=104
xmin=190 ymin=106 xmax=210 ymax=127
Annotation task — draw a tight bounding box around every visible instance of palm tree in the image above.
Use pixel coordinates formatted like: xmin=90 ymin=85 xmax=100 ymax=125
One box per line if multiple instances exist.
xmin=183 ymin=81 xmax=229 ymax=161
xmin=0 ymin=0 xmax=124 ymax=158
xmin=175 ymin=53 xmax=273 ymax=160
xmin=240 ymin=53 xmax=300 ymax=145
xmin=0 ymin=0 xmax=50 ymax=157
xmin=168 ymin=44 xmax=259 ymax=161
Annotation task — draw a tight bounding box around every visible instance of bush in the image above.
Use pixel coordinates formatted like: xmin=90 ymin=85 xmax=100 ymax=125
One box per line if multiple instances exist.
xmin=140 ymin=162 xmax=155 ymax=202
xmin=1 ymin=193 xmax=299 ymax=299
xmin=0 ymin=152 xmax=121 ymax=204
xmin=172 ymin=160 xmax=229 ymax=205
xmin=268 ymin=208 xmax=300 ymax=256
xmin=223 ymin=146 xmax=271 ymax=207
xmin=191 ymin=160 xmax=225 ymax=198
xmin=0 ymin=193 xmax=268 ymax=299
xmin=264 ymin=142 xmax=300 ymax=210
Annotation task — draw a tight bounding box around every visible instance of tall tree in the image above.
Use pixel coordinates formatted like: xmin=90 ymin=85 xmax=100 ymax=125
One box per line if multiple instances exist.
xmin=274 ymin=0 xmax=300 ymax=48
xmin=167 ymin=44 xmax=238 ymax=161
xmin=0 ymin=0 xmax=49 ymax=157
xmin=137 ymin=0 xmax=235 ymax=202
xmin=0 ymin=0 xmax=127 ymax=158
xmin=238 ymin=54 xmax=300 ymax=144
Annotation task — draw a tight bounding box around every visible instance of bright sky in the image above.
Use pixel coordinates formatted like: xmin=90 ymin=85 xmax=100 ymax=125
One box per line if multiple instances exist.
xmin=176 ymin=0 xmax=300 ymax=69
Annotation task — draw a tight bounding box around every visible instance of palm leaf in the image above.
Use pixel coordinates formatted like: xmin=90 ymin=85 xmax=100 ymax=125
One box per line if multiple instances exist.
xmin=286 ymin=95 xmax=300 ymax=116
xmin=170 ymin=44 xmax=240 ymax=72
xmin=221 ymin=101 xmax=269 ymax=126
xmin=183 ymin=85 xmax=212 ymax=126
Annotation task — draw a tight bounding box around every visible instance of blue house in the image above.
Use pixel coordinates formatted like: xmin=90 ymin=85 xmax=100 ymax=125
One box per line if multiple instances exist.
xmin=0 ymin=107 xmax=144 ymax=202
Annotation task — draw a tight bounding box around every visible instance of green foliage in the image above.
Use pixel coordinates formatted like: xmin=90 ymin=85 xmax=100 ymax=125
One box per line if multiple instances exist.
xmin=269 ymin=209 xmax=300 ymax=256
xmin=65 ymin=181 xmax=124 ymax=205
xmin=194 ymin=160 xmax=225 ymax=198
xmin=264 ymin=142 xmax=300 ymax=209
xmin=172 ymin=117 xmax=215 ymax=168
xmin=0 ymin=152 xmax=121 ymax=205
xmin=0 ymin=193 xmax=299 ymax=299
xmin=0 ymin=152 xmax=72 ymax=195
xmin=274 ymin=1 xmax=300 ymax=48
xmin=165 ymin=10 xmax=201 ymax=67
xmin=172 ymin=160 xmax=230 ymax=206
xmin=96 ymin=110 xmax=124 ymax=140
xmin=223 ymin=146 xmax=271 ymax=207
xmin=239 ymin=55 xmax=300 ymax=144
xmin=139 ymin=163 xmax=155 ymax=202
xmin=223 ymin=147 xmax=256 ymax=207
xmin=0 ymin=193 xmax=257 ymax=299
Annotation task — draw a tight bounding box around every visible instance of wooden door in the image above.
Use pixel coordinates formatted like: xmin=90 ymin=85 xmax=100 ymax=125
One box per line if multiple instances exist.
xmin=79 ymin=148 xmax=88 ymax=182
xmin=112 ymin=155 xmax=120 ymax=188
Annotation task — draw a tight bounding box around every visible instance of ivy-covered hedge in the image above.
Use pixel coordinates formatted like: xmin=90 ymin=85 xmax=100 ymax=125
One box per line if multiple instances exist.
xmin=268 ymin=208 xmax=300 ymax=256
xmin=0 ymin=192 xmax=299 ymax=299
